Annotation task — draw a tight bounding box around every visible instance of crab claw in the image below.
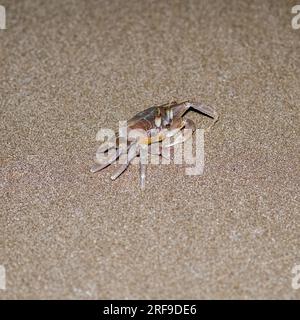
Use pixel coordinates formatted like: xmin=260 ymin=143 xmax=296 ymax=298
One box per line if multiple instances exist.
xmin=187 ymin=101 xmax=217 ymax=119
xmin=187 ymin=101 xmax=219 ymax=132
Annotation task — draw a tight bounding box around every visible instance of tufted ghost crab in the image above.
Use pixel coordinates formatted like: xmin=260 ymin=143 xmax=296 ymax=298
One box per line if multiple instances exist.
xmin=91 ymin=100 xmax=218 ymax=189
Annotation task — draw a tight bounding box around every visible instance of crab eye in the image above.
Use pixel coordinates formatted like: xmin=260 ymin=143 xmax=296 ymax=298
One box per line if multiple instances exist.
xmin=166 ymin=109 xmax=170 ymax=122
xmin=155 ymin=116 xmax=162 ymax=127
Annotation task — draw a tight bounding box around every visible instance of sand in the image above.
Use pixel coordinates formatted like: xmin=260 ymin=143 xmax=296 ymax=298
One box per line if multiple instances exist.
xmin=1 ymin=0 xmax=300 ymax=299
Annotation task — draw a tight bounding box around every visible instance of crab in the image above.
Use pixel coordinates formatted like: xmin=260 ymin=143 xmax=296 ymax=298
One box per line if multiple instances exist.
xmin=91 ymin=100 xmax=218 ymax=188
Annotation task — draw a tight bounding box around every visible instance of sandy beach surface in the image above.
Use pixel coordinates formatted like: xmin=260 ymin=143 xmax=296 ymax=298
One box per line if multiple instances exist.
xmin=1 ymin=0 xmax=300 ymax=299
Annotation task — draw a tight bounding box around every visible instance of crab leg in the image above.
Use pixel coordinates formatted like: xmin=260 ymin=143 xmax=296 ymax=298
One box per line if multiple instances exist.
xmin=110 ymin=142 xmax=138 ymax=180
xmin=90 ymin=147 xmax=124 ymax=173
xmin=97 ymin=139 xmax=116 ymax=153
xmin=91 ymin=138 xmax=132 ymax=173
xmin=148 ymin=144 xmax=172 ymax=160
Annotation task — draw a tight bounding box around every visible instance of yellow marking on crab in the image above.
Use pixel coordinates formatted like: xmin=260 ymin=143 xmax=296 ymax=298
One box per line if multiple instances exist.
xmin=138 ymin=132 xmax=167 ymax=145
